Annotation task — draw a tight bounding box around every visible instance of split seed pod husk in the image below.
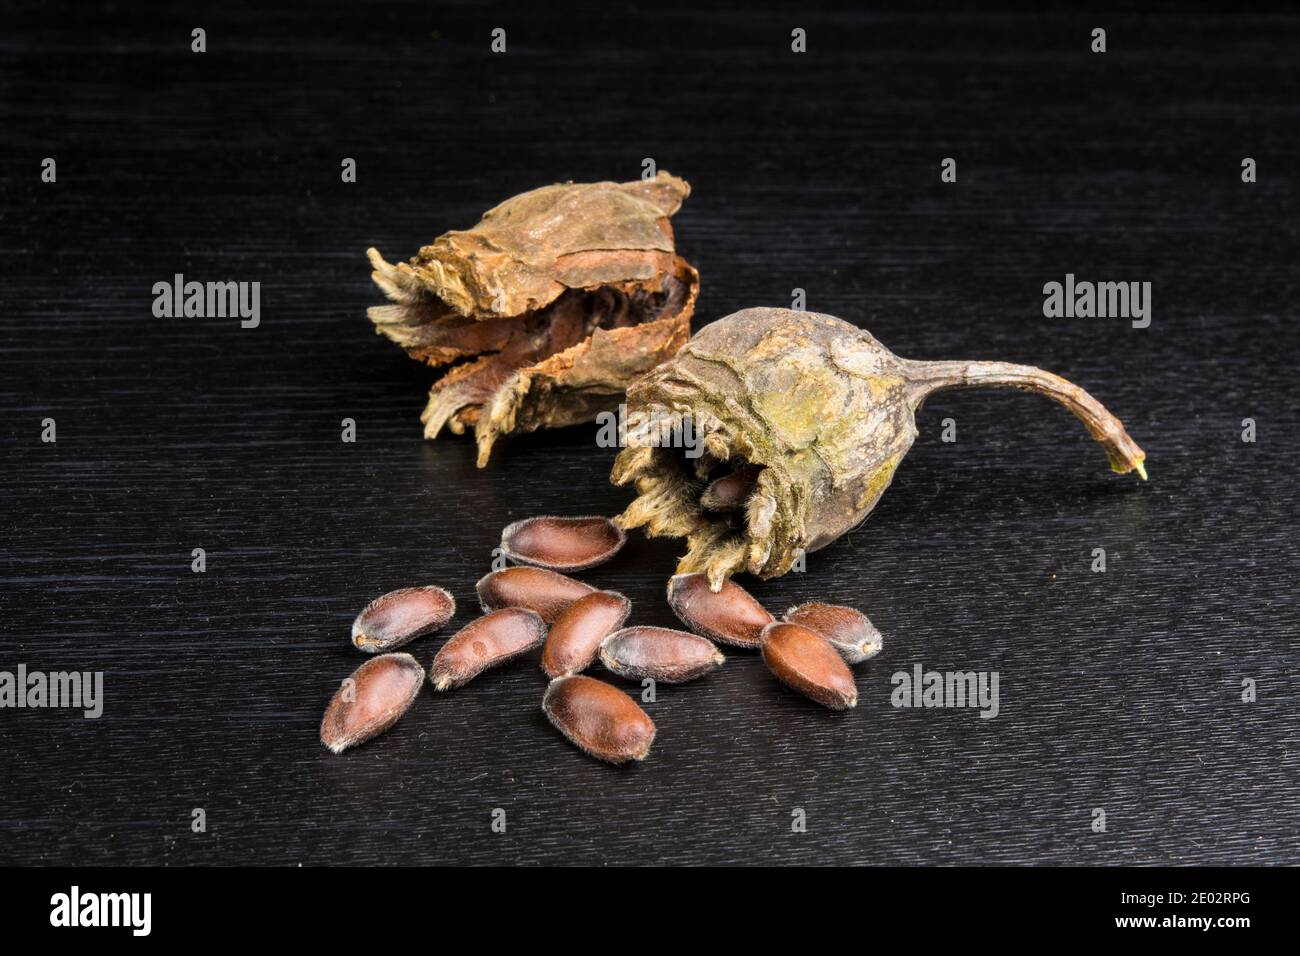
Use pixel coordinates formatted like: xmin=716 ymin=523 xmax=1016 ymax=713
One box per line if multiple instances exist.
xmin=351 ymin=585 xmax=456 ymax=653
xmin=783 ymin=602 xmax=882 ymax=664
xmin=476 ymin=566 xmax=595 ymax=623
xmin=760 ymin=622 xmax=858 ymax=711
xmin=543 ymin=675 xmax=657 ymax=764
xmin=320 ymin=653 xmax=425 ymax=754
xmin=614 ymin=308 xmax=1147 ymax=589
xmin=367 ymin=172 xmax=700 ymax=466
xmin=599 ymin=626 xmax=725 ymax=683
xmin=666 ymin=572 xmax=774 ymax=648
xmin=501 ymin=515 xmax=625 ymax=572
xmin=429 ymin=608 xmax=547 ymax=690
xmin=542 ymin=590 xmax=633 ymax=678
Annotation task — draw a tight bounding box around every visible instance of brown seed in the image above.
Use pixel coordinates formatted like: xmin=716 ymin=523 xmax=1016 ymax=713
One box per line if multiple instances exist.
xmin=429 ymin=607 xmax=547 ymax=691
xmin=699 ymin=465 xmax=761 ymax=511
xmin=599 ymin=626 xmax=724 ymax=683
xmin=542 ymin=675 xmax=656 ymax=764
xmin=500 ymin=515 xmax=626 ymax=571
xmin=320 ymin=653 xmax=425 ymax=754
xmin=351 ymin=585 xmax=456 ymax=653
xmin=666 ymin=572 xmax=774 ymax=648
xmin=476 ymin=566 xmax=595 ymax=623
xmin=783 ymin=603 xmax=883 ymax=664
xmin=760 ymin=622 xmax=858 ymax=711
xmin=542 ymin=590 xmax=632 ymax=678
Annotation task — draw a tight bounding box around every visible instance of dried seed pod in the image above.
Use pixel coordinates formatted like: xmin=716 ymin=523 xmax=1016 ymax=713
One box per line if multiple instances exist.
xmin=429 ymin=608 xmax=547 ymax=691
xmin=476 ymin=567 xmax=595 ymax=623
xmin=366 ymin=172 xmax=700 ymax=466
xmin=599 ymin=626 xmax=724 ymax=684
xmin=542 ymin=590 xmax=632 ymax=678
xmin=542 ymin=675 xmax=656 ymax=764
xmin=351 ymin=585 xmax=456 ymax=653
xmin=613 ymin=308 xmax=1147 ymax=589
xmin=783 ymin=602 xmax=882 ymax=664
xmin=500 ymin=515 xmax=626 ymax=571
xmin=666 ymin=572 xmax=774 ymax=647
xmin=320 ymin=653 xmax=425 ymax=754
xmin=761 ymin=622 xmax=858 ymax=710
xmin=699 ymin=465 xmax=760 ymax=511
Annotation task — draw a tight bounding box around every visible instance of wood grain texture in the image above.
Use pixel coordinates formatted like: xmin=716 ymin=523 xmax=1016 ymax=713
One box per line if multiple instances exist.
xmin=1 ymin=2 xmax=1297 ymax=865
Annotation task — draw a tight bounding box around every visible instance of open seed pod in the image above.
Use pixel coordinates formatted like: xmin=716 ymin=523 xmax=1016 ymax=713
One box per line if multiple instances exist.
xmin=613 ymin=308 xmax=1147 ymax=590
xmin=367 ymin=172 xmax=700 ymax=466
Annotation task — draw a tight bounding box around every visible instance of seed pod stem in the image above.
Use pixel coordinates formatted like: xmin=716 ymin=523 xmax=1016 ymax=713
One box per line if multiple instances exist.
xmin=897 ymin=358 xmax=1146 ymax=478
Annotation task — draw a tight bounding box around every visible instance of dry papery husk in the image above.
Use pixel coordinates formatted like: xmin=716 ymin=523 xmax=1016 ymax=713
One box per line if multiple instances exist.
xmin=367 ymin=172 xmax=699 ymax=466
xmin=613 ymin=308 xmax=1147 ymax=591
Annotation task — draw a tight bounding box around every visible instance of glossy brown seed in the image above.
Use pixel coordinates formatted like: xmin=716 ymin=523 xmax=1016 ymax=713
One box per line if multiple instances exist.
xmin=351 ymin=585 xmax=456 ymax=653
xmin=760 ymin=622 xmax=858 ymax=711
xmin=476 ymin=566 xmax=595 ymax=623
xmin=783 ymin=603 xmax=882 ymax=664
xmin=320 ymin=653 xmax=425 ymax=754
xmin=500 ymin=515 xmax=626 ymax=571
xmin=542 ymin=590 xmax=632 ymax=678
xmin=699 ymin=465 xmax=761 ymax=511
xmin=599 ymin=626 xmax=724 ymax=683
xmin=542 ymin=675 xmax=656 ymax=764
xmin=429 ymin=607 xmax=547 ymax=691
xmin=666 ymin=572 xmax=774 ymax=648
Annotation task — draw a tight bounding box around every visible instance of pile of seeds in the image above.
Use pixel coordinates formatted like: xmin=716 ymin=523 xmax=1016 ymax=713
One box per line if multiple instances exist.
xmin=320 ymin=515 xmax=883 ymax=764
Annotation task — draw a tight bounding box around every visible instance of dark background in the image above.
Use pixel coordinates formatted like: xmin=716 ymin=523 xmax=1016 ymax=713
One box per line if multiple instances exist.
xmin=1 ymin=1 xmax=1296 ymax=865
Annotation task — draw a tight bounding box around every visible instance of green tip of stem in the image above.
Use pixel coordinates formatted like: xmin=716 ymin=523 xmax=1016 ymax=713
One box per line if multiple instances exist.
xmin=1134 ymin=460 xmax=1148 ymax=481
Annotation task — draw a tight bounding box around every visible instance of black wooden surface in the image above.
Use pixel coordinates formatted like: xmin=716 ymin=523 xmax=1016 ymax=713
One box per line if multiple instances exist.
xmin=2 ymin=2 xmax=1297 ymax=866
